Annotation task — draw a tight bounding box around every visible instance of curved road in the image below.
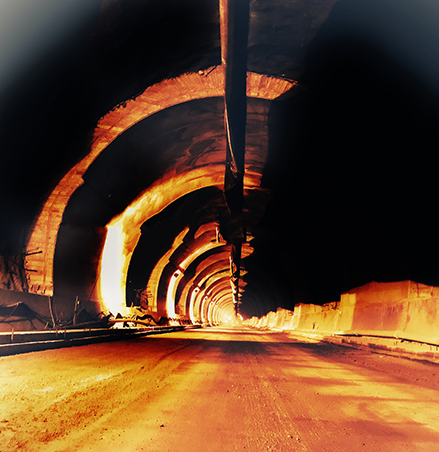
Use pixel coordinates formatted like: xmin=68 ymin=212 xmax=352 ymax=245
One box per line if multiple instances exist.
xmin=1 ymin=327 xmax=439 ymax=451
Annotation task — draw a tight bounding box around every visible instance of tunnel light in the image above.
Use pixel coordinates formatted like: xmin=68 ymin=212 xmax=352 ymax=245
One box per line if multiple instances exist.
xmin=97 ymin=171 xmax=224 ymax=318
xmin=189 ymin=289 xmax=198 ymax=324
xmin=200 ymin=294 xmax=211 ymax=324
xmin=207 ymin=301 xmax=214 ymax=325
xmin=166 ymin=269 xmax=182 ymax=318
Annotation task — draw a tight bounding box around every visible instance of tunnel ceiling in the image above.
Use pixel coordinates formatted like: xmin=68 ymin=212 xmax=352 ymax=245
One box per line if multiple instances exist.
xmin=1 ymin=0 xmax=439 ymax=320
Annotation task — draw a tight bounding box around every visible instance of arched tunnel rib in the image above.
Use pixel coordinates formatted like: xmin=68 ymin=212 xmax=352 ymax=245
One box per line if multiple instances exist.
xmin=51 ymin=94 xmax=287 ymax=322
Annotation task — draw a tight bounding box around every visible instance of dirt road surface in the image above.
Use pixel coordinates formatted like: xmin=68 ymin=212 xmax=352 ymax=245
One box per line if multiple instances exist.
xmin=1 ymin=327 xmax=439 ymax=451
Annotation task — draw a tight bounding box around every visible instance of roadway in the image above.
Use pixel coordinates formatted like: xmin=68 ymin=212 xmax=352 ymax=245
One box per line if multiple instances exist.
xmin=1 ymin=327 xmax=438 ymax=451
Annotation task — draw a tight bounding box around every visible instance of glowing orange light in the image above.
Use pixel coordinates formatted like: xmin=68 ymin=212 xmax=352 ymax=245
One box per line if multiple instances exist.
xmin=26 ymin=68 xmax=296 ymax=297
xmin=97 ymin=170 xmax=224 ymax=315
xmin=166 ymin=269 xmax=182 ymax=318
xmin=99 ymin=225 xmax=126 ymax=316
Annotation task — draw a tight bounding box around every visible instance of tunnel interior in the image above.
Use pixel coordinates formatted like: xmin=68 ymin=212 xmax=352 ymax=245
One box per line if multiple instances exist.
xmin=1 ymin=0 xmax=439 ymax=326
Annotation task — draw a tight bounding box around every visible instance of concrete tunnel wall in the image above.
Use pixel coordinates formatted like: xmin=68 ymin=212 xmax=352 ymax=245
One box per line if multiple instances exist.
xmin=245 ymin=281 xmax=439 ymax=346
xmin=2 ymin=279 xmax=439 ymax=345
xmin=0 ymin=288 xmax=105 ymax=333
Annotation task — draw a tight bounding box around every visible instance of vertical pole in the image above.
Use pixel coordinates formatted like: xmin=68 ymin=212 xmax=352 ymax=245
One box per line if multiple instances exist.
xmin=49 ymin=296 xmax=56 ymax=329
xmin=73 ymin=295 xmax=78 ymax=325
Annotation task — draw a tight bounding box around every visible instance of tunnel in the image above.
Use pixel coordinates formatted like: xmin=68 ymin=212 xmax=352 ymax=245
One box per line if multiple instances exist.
xmin=2 ymin=0 xmax=439 ymax=326
xmin=1 ymin=1 xmax=439 ymax=449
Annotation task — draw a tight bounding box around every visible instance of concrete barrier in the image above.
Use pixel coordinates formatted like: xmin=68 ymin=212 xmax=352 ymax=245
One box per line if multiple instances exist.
xmin=245 ymin=281 xmax=439 ymax=347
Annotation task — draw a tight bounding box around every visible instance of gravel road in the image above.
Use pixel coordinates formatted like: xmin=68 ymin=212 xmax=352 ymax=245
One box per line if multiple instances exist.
xmin=1 ymin=327 xmax=439 ymax=451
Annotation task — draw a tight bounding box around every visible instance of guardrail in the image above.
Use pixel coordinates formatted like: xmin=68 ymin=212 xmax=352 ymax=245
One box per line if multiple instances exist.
xmin=279 ymin=327 xmax=439 ymax=363
xmin=0 ymin=325 xmax=202 ymax=356
xmin=279 ymin=327 xmax=439 ymax=348
xmin=333 ymin=330 xmax=439 ymax=347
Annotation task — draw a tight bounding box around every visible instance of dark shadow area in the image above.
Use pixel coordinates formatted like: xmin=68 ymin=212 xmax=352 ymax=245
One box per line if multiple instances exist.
xmin=0 ymin=0 xmax=220 ymax=255
xmin=257 ymin=0 xmax=439 ymax=306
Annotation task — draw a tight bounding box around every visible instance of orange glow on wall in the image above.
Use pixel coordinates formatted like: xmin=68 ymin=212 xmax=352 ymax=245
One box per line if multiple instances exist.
xmin=185 ymin=243 xmax=254 ymax=324
xmin=99 ymin=225 xmax=126 ymax=316
xmin=25 ymin=68 xmax=296 ymax=297
xmin=179 ymin=241 xmax=223 ymax=271
xmin=215 ymin=297 xmax=237 ymax=324
xmin=96 ymin=170 xmax=223 ymax=315
xmin=192 ymin=289 xmax=207 ymax=323
xmin=199 ymin=281 xmax=233 ymax=324
xmin=166 ymin=269 xmax=182 ymax=318
xmin=147 ymin=228 xmax=190 ymax=314
xmin=97 ymin=166 xmax=255 ymax=317
xmin=189 ymin=287 xmax=200 ymax=323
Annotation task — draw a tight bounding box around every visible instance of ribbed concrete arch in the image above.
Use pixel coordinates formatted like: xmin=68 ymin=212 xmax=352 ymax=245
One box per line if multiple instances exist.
xmin=188 ymin=242 xmax=253 ymax=324
xmin=191 ymin=256 xmax=231 ymax=291
xmin=200 ymin=276 xmax=232 ymax=322
xmin=209 ymin=290 xmax=238 ymax=325
xmin=200 ymin=278 xmax=234 ymax=324
xmin=192 ymin=289 xmax=207 ymax=323
xmin=97 ymin=166 xmax=226 ymax=315
xmin=170 ymin=229 xmax=229 ymax=317
xmin=212 ymin=294 xmax=234 ymax=325
xmin=25 ymin=66 xmax=296 ymax=297
xmin=141 ymin=227 xmax=190 ymax=314
xmin=157 ymin=233 xmax=225 ymax=318
xmin=191 ymin=277 xmax=236 ymax=324
xmin=182 ymin=250 xmax=232 ymax=319
xmin=188 ymin=260 xmax=232 ymax=323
